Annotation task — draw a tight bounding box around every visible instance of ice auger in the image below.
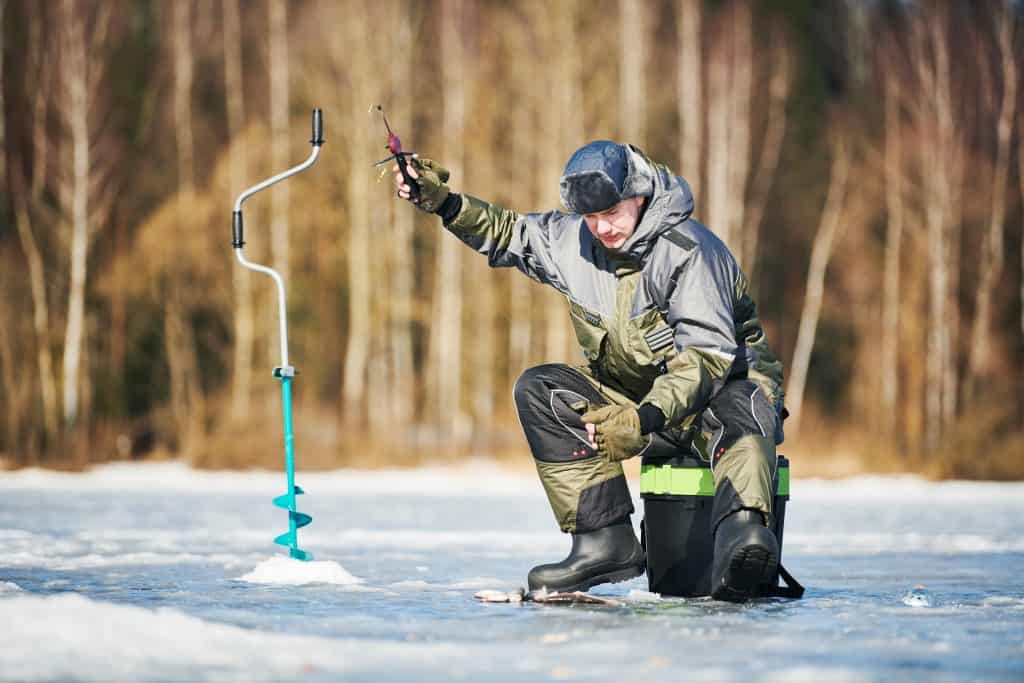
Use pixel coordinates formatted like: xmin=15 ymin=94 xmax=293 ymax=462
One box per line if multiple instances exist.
xmin=231 ymin=108 xmax=324 ymax=561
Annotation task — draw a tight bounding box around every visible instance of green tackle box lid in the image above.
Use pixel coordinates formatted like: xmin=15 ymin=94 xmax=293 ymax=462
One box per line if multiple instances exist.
xmin=640 ymin=459 xmax=790 ymax=497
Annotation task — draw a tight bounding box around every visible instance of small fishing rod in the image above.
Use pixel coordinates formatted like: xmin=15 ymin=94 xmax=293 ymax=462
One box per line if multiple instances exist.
xmin=372 ymin=104 xmax=419 ymax=203
xmin=231 ymin=108 xmax=324 ymax=561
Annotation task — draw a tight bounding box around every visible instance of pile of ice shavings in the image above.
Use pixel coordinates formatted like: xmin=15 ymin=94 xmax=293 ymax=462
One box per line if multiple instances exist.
xmin=237 ymin=556 xmax=363 ymax=586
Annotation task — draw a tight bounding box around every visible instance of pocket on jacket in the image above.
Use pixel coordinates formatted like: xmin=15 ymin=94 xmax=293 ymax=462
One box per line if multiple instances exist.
xmin=568 ymin=301 xmax=607 ymax=362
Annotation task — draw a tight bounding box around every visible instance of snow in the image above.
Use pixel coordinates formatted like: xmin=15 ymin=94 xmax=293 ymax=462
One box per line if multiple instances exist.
xmin=2 ymin=461 xmax=1024 ymax=682
xmin=236 ymin=556 xmax=363 ymax=586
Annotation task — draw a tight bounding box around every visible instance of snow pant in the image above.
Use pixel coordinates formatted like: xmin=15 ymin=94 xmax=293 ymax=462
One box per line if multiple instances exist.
xmin=512 ymin=363 xmax=779 ymax=534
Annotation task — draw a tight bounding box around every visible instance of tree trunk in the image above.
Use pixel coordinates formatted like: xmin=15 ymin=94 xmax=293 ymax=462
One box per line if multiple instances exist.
xmin=785 ymin=135 xmax=849 ymax=434
xmin=388 ymin=2 xmax=416 ymax=428
xmin=168 ymin=0 xmax=204 ymax=457
xmin=429 ymin=0 xmax=467 ymax=444
xmin=268 ymin=0 xmax=290 ymax=287
xmin=619 ymin=0 xmax=645 ymax=146
xmin=61 ymin=0 xmax=90 ymax=430
xmin=725 ymin=0 xmax=752 ymax=265
xmin=881 ymin=76 xmax=904 ymax=436
xmin=6 ymin=13 xmax=59 ymax=443
xmin=223 ymin=0 xmax=253 ymax=423
xmin=742 ymin=37 xmax=790 ymax=279
xmin=340 ymin=5 xmax=373 ymax=427
xmin=677 ymin=0 xmax=703 ymax=195
xmin=966 ymin=5 xmax=1015 ymax=398
xmin=704 ymin=10 xmax=732 ymax=248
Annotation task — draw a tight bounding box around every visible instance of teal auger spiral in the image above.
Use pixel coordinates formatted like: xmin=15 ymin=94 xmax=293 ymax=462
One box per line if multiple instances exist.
xmin=272 ymin=372 xmax=312 ymax=561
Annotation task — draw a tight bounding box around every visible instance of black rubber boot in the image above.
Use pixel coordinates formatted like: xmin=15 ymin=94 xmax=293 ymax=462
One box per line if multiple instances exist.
xmin=710 ymin=509 xmax=779 ymax=602
xmin=527 ymin=521 xmax=646 ymax=594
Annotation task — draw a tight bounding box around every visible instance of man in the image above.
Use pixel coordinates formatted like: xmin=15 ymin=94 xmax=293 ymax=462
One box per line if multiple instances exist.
xmin=394 ymin=141 xmax=786 ymax=602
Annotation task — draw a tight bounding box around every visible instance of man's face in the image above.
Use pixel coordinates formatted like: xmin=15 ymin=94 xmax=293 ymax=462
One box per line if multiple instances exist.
xmin=582 ymin=196 xmax=645 ymax=251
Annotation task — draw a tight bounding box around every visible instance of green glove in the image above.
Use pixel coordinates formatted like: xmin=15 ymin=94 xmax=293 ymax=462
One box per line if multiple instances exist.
xmin=408 ymin=157 xmax=451 ymax=213
xmin=581 ymin=405 xmax=650 ymax=462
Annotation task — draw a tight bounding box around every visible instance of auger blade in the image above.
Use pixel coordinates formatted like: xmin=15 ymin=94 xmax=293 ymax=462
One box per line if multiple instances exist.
xmin=289 ymin=547 xmax=313 ymax=561
xmin=273 ymin=531 xmax=293 ymax=547
xmin=291 ymin=511 xmax=313 ymax=528
xmin=272 ymin=485 xmax=305 ymax=510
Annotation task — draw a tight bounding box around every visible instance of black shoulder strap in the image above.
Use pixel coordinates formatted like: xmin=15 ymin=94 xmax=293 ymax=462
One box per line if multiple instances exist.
xmin=661 ymin=227 xmax=697 ymax=252
xmin=768 ymin=563 xmax=805 ymax=599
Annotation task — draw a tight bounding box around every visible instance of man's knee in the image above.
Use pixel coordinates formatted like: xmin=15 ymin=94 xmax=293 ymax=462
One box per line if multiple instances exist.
xmin=513 ymin=363 xmax=573 ymax=409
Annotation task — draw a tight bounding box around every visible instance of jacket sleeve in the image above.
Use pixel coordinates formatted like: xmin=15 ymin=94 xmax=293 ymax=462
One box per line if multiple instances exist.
xmin=641 ymin=245 xmax=739 ymax=429
xmin=442 ymin=194 xmax=568 ymax=290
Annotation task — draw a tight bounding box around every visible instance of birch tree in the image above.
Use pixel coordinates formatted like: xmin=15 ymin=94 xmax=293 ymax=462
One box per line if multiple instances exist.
xmin=677 ymin=0 xmax=703 ymax=196
xmin=9 ymin=9 xmax=59 ymax=441
xmin=223 ymin=0 xmax=253 ymax=423
xmin=339 ymin=2 xmax=373 ymax=427
xmin=967 ymin=3 xmax=1016 ymax=398
xmin=619 ymin=0 xmax=646 ymax=147
xmin=165 ymin=0 xmax=204 ymax=454
xmin=269 ymin=0 xmax=290 ymax=286
xmin=387 ymin=1 xmax=416 ymax=427
xmin=424 ymin=0 xmax=470 ymax=443
xmin=910 ymin=8 xmax=962 ymax=450
xmin=786 ymin=133 xmax=849 ymax=433
xmin=742 ymin=36 xmax=790 ymax=278
xmin=59 ymin=0 xmax=94 ymax=429
xmin=881 ymin=70 xmax=904 ymax=436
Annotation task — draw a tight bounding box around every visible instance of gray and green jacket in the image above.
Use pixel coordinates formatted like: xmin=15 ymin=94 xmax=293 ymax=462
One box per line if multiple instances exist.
xmin=443 ymin=151 xmax=784 ymax=432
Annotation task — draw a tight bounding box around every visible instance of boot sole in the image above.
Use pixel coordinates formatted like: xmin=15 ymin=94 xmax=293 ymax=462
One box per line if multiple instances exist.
xmin=711 ymin=545 xmax=778 ymax=603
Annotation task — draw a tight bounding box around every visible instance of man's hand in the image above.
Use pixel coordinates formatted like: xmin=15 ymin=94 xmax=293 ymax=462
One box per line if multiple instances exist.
xmin=394 ymin=157 xmax=450 ymax=213
xmin=582 ymin=405 xmax=649 ymax=462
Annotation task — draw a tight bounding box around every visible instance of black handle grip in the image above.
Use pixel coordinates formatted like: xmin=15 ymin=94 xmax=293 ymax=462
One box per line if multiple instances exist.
xmin=311 ymin=108 xmax=324 ymax=146
xmin=232 ymin=211 xmax=244 ymax=248
xmin=396 ymin=153 xmax=419 ymax=202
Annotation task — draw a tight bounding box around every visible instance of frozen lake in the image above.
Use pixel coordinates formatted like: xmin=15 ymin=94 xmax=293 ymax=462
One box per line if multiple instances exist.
xmin=1 ymin=461 xmax=1023 ymax=682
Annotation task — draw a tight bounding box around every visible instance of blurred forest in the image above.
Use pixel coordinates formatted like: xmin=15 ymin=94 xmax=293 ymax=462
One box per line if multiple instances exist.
xmin=1 ymin=0 xmax=1023 ymax=478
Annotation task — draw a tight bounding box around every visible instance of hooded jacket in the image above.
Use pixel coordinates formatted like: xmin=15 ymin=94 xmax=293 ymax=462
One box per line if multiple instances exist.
xmin=442 ymin=151 xmax=784 ymax=432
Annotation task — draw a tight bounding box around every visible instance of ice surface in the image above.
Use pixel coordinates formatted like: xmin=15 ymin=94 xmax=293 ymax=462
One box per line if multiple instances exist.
xmin=237 ymin=556 xmax=363 ymax=586
xmin=2 ymin=462 xmax=1024 ymax=683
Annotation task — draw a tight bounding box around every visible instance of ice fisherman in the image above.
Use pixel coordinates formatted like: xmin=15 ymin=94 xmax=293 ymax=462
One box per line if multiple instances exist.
xmin=394 ymin=141 xmax=786 ymax=602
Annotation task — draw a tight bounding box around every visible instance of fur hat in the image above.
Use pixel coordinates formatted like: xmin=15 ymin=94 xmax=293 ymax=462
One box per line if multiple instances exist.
xmin=559 ymin=140 xmax=654 ymax=215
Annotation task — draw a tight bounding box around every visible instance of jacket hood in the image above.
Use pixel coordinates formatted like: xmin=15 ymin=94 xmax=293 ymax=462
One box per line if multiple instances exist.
xmin=616 ymin=150 xmax=695 ymax=262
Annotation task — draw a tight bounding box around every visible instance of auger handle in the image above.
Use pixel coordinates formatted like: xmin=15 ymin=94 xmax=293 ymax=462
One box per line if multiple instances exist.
xmin=311 ymin=108 xmax=324 ymax=146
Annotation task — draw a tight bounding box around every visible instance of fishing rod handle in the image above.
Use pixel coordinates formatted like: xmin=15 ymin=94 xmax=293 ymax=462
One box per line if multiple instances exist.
xmin=397 ymin=153 xmax=420 ymax=202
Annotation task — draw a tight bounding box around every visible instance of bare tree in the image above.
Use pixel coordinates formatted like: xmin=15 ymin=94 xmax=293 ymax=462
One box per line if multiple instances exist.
xmin=59 ymin=0 xmax=95 ymax=428
xmin=704 ymin=1 xmax=752 ymax=256
xmin=166 ymin=0 xmax=204 ymax=455
xmin=619 ymin=0 xmax=646 ymax=147
xmin=269 ymin=0 xmax=290 ymax=285
xmin=742 ymin=35 xmax=791 ymax=277
xmin=429 ymin=0 xmax=469 ymax=443
xmin=677 ymin=0 xmax=703 ymax=195
xmin=8 ymin=10 xmax=59 ymax=441
xmin=339 ymin=2 xmax=374 ymax=427
xmin=786 ymin=133 xmax=849 ymax=434
xmin=967 ymin=2 xmax=1016 ymax=399
xmin=909 ymin=8 xmax=962 ymax=450
xmin=387 ymin=1 xmax=416 ymax=428
xmin=223 ymin=0 xmax=254 ymax=423
xmin=881 ymin=69 xmax=904 ymax=436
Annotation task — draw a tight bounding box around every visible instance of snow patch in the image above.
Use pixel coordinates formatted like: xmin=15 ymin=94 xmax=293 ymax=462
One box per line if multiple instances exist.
xmin=0 ymin=460 xmax=539 ymax=497
xmin=236 ymin=556 xmax=363 ymax=586
xmin=0 ymin=592 xmax=477 ymax=682
xmin=0 ymin=581 xmax=22 ymax=593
